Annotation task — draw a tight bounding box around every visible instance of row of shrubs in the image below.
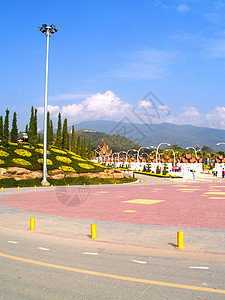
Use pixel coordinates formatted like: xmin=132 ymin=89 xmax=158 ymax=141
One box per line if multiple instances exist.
xmin=0 ymin=177 xmax=137 ymax=188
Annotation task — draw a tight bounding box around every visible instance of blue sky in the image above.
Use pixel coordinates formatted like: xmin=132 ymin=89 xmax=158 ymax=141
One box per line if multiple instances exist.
xmin=1 ymin=0 xmax=225 ymax=131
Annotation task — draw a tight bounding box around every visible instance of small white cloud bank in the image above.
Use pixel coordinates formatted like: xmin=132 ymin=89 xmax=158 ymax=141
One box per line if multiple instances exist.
xmin=37 ymin=91 xmax=225 ymax=130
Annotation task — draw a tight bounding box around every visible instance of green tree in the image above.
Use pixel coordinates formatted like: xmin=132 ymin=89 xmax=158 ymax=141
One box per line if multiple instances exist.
xmin=47 ymin=111 xmax=53 ymax=146
xmin=67 ymin=132 xmax=70 ymax=150
xmin=11 ymin=112 xmax=18 ymax=143
xmin=88 ymin=139 xmax=92 ymax=159
xmin=3 ymin=109 xmax=9 ymax=144
xmin=62 ymin=118 xmax=68 ymax=149
xmin=29 ymin=106 xmax=35 ymax=144
xmin=55 ymin=113 xmax=62 ymax=148
xmin=83 ymin=137 xmax=86 ymax=158
xmin=0 ymin=116 xmax=3 ymax=142
xmin=71 ymin=125 xmax=76 ymax=153
xmin=37 ymin=133 xmax=42 ymax=144
xmin=76 ymin=135 xmax=81 ymax=156
xmin=25 ymin=124 xmax=29 ymax=134
xmin=34 ymin=108 xmax=38 ymax=141
xmin=81 ymin=137 xmax=84 ymax=157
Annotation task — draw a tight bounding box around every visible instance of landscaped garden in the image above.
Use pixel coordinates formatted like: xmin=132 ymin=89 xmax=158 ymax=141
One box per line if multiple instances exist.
xmin=0 ymin=142 xmax=136 ymax=187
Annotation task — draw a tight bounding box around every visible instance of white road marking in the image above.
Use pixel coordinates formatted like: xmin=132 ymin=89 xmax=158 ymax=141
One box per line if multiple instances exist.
xmin=83 ymin=252 xmax=98 ymax=255
xmin=7 ymin=241 xmax=18 ymax=244
xmin=132 ymin=260 xmax=147 ymax=264
xmin=189 ymin=266 xmax=209 ymax=270
xmin=38 ymin=247 xmax=50 ymax=251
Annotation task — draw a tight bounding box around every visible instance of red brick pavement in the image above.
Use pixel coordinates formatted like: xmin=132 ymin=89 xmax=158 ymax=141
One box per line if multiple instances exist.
xmin=1 ymin=183 xmax=225 ymax=229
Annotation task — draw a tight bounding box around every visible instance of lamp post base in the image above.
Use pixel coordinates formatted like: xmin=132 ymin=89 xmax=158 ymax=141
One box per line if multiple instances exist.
xmin=41 ymin=180 xmax=50 ymax=186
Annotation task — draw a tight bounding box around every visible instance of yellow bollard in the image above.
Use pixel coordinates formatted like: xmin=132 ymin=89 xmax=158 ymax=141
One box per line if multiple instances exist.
xmin=177 ymin=231 xmax=183 ymax=248
xmin=158 ymin=181 xmax=160 ymax=185
xmin=115 ymin=182 xmax=116 ymax=186
xmin=99 ymin=183 xmax=101 ymax=187
xmin=84 ymin=183 xmax=85 ymax=187
xmin=30 ymin=217 xmax=35 ymax=230
xmin=67 ymin=184 xmax=69 ymax=188
xmin=1 ymin=187 xmax=3 ymax=192
xmin=34 ymin=185 xmax=36 ymax=190
xmin=91 ymin=224 xmax=97 ymax=239
xmin=17 ymin=186 xmax=20 ymax=191
xmin=129 ymin=182 xmax=131 ymax=186
xmin=144 ymin=182 xmax=146 ymax=185
xmin=200 ymin=180 xmax=202 ymax=183
xmin=172 ymin=181 xmax=174 ymax=184
xmin=51 ymin=184 xmax=53 ymax=189
xmin=213 ymin=179 xmax=215 ymax=183
xmin=186 ymin=180 xmax=188 ymax=184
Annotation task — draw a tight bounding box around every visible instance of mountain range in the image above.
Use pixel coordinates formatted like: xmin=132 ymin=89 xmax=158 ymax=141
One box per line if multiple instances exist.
xmin=74 ymin=120 xmax=225 ymax=149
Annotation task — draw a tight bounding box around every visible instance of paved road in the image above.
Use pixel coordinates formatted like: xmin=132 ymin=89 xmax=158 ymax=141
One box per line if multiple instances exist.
xmin=1 ymin=176 xmax=225 ymax=299
xmin=1 ymin=227 xmax=225 ymax=300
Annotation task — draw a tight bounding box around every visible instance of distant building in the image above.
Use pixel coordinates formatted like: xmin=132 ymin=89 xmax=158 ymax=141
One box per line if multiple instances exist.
xmin=95 ymin=138 xmax=112 ymax=157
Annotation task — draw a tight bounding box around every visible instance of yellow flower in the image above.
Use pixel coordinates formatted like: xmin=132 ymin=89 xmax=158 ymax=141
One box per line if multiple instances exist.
xmin=37 ymin=144 xmax=43 ymax=147
xmin=23 ymin=145 xmax=30 ymax=149
xmin=78 ymin=163 xmax=94 ymax=169
xmin=56 ymin=156 xmax=72 ymax=163
xmin=37 ymin=158 xmax=53 ymax=165
xmin=14 ymin=149 xmax=32 ymax=157
xmin=12 ymin=158 xmax=31 ymax=166
xmin=35 ymin=148 xmax=50 ymax=155
xmin=59 ymin=166 xmax=75 ymax=172
xmin=0 ymin=150 xmax=9 ymax=157
xmin=50 ymin=148 xmax=67 ymax=155
xmin=9 ymin=142 xmax=18 ymax=146
xmin=72 ymin=156 xmax=86 ymax=161
xmin=0 ymin=159 xmax=4 ymax=164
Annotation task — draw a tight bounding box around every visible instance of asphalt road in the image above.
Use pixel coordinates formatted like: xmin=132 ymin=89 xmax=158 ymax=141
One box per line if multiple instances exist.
xmin=1 ymin=227 xmax=225 ymax=300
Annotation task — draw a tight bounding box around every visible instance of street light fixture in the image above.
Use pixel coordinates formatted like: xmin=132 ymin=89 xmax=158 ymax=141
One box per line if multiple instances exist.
xmin=156 ymin=143 xmax=171 ymax=164
xmin=186 ymin=146 xmax=201 ymax=159
xmin=39 ymin=24 xmax=58 ymax=184
xmin=137 ymin=146 xmax=149 ymax=162
xmin=165 ymin=149 xmax=178 ymax=166
xmin=217 ymin=142 xmax=225 ymax=146
xmin=126 ymin=149 xmax=138 ymax=163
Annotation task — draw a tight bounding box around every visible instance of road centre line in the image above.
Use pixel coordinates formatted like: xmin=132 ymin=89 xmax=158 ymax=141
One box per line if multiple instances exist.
xmin=0 ymin=252 xmax=224 ymax=295
xmin=132 ymin=260 xmax=147 ymax=264
xmin=189 ymin=266 xmax=209 ymax=270
xmin=38 ymin=247 xmax=50 ymax=251
xmin=83 ymin=252 xmax=98 ymax=255
xmin=7 ymin=241 xmax=18 ymax=244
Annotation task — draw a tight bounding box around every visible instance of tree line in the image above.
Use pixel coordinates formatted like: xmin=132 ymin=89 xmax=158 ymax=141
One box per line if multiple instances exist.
xmin=0 ymin=107 xmax=92 ymax=159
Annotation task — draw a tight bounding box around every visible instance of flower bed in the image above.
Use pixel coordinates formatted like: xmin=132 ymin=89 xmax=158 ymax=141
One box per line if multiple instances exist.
xmin=14 ymin=149 xmax=32 ymax=157
xmin=56 ymin=156 xmax=72 ymax=164
xmin=37 ymin=158 xmax=53 ymax=165
xmin=59 ymin=166 xmax=76 ymax=172
xmin=78 ymin=163 xmax=94 ymax=169
xmin=12 ymin=158 xmax=32 ymax=166
xmin=0 ymin=150 xmax=9 ymax=157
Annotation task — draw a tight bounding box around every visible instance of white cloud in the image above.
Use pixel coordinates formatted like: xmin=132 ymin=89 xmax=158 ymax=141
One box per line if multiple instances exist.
xmin=37 ymin=92 xmax=225 ymax=130
xmin=177 ymin=4 xmax=190 ymax=12
xmin=206 ymin=106 xmax=225 ymax=128
xmin=37 ymin=91 xmax=131 ymax=125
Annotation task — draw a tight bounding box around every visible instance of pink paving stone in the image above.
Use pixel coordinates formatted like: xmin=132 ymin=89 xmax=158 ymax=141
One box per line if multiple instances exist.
xmin=1 ymin=183 xmax=225 ymax=229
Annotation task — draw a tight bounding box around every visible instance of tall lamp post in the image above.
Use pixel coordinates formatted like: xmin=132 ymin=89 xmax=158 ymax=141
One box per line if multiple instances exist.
xmin=166 ymin=149 xmax=178 ymax=166
xmin=186 ymin=146 xmax=201 ymax=159
xmin=217 ymin=142 xmax=225 ymax=146
xmin=137 ymin=146 xmax=149 ymax=162
xmin=126 ymin=149 xmax=137 ymax=163
xmin=39 ymin=24 xmax=58 ymax=184
xmin=155 ymin=142 xmax=171 ymax=164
